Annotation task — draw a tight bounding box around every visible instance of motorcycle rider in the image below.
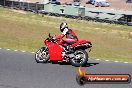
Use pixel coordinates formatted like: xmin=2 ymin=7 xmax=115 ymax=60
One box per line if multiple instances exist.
xmin=55 ymin=22 xmax=78 ymax=52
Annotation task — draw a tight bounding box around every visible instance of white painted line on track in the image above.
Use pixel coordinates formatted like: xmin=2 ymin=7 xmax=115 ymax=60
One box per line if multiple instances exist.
xmin=21 ymin=51 xmax=26 ymax=53
xmin=95 ymin=59 xmax=100 ymax=61
xmin=0 ymin=48 xmax=2 ymax=49
xmin=105 ymin=60 xmax=110 ymax=62
xmin=114 ymin=61 xmax=119 ymax=63
xmin=31 ymin=52 xmax=35 ymax=54
xmin=124 ymin=62 xmax=129 ymax=64
xmin=14 ymin=50 xmax=18 ymax=52
xmin=6 ymin=49 xmax=10 ymax=51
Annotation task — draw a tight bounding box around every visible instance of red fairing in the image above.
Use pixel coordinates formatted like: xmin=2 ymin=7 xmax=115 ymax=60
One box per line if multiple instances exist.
xmin=66 ymin=30 xmax=77 ymax=38
xmin=56 ymin=34 xmax=65 ymax=39
xmin=63 ymin=39 xmax=77 ymax=43
xmin=70 ymin=40 xmax=91 ymax=48
xmin=44 ymin=39 xmax=64 ymax=61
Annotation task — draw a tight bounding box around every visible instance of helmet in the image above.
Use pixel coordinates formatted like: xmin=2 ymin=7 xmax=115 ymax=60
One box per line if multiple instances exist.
xmin=60 ymin=22 xmax=68 ymax=32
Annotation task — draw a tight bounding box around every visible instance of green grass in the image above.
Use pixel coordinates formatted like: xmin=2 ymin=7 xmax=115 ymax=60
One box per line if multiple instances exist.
xmin=0 ymin=7 xmax=132 ymax=62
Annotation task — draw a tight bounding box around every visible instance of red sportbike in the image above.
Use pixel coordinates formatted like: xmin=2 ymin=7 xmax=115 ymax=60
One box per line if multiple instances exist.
xmin=35 ymin=33 xmax=92 ymax=67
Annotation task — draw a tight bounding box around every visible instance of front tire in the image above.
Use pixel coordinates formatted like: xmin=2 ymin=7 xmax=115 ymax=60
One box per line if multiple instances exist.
xmin=35 ymin=47 xmax=49 ymax=63
xmin=70 ymin=50 xmax=88 ymax=67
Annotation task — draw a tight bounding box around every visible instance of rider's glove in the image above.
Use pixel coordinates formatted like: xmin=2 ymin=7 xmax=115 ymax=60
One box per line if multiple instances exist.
xmin=53 ymin=37 xmax=56 ymax=40
xmin=53 ymin=37 xmax=61 ymax=41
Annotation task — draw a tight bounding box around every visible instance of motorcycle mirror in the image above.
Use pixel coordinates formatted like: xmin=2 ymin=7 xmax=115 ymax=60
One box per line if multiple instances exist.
xmin=49 ymin=33 xmax=51 ymax=37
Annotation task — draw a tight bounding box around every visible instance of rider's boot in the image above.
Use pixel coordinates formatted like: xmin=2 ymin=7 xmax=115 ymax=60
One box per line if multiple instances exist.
xmin=65 ymin=45 xmax=74 ymax=54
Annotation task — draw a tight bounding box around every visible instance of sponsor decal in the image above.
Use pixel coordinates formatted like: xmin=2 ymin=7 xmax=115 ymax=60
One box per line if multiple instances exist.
xmin=76 ymin=67 xmax=131 ymax=85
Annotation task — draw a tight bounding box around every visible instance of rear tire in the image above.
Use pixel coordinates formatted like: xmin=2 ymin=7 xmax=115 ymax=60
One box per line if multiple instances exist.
xmin=35 ymin=47 xmax=49 ymax=63
xmin=70 ymin=50 xmax=88 ymax=67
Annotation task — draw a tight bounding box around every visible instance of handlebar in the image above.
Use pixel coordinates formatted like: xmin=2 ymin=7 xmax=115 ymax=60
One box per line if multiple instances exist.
xmin=47 ymin=33 xmax=63 ymax=43
xmin=48 ymin=37 xmax=56 ymax=42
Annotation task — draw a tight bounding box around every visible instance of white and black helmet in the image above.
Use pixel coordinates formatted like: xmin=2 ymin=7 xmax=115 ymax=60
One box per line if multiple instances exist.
xmin=60 ymin=22 xmax=68 ymax=32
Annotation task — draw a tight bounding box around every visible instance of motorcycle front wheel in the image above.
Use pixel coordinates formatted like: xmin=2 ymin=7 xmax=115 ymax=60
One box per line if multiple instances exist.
xmin=70 ymin=50 xmax=88 ymax=67
xmin=35 ymin=47 xmax=49 ymax=63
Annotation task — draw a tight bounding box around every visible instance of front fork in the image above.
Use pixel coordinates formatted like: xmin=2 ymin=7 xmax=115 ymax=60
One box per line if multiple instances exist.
xmin=38 ymin=47 xmax=48 ymax=58
xmin=41 ymin=47 xmax=48 ymax=52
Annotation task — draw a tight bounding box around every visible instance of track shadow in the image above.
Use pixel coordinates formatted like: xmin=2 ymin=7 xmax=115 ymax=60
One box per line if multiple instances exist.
xmin=83 ymin=62 xmax=99 ymax=67
xmin=48 ymin=61 xmax=99 ymax=67
xmin=51 ymin=61 xmax=71 ymax=65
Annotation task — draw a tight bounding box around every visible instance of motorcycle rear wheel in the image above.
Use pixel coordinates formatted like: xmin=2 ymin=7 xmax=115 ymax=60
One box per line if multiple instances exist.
xmin=70 ymin=50 xmax=88 ymax=67
xmin=35 ymin=47 xmax=49 ymax=63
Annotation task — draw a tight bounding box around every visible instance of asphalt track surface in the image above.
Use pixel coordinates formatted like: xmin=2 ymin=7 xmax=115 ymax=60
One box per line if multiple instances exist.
xmin=0 ymin=49 xmax=132 ymax=88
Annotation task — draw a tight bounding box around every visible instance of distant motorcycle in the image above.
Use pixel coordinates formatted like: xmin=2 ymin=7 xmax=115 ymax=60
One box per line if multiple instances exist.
xmin=35 ymin=33 xmax=92 ymax=67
